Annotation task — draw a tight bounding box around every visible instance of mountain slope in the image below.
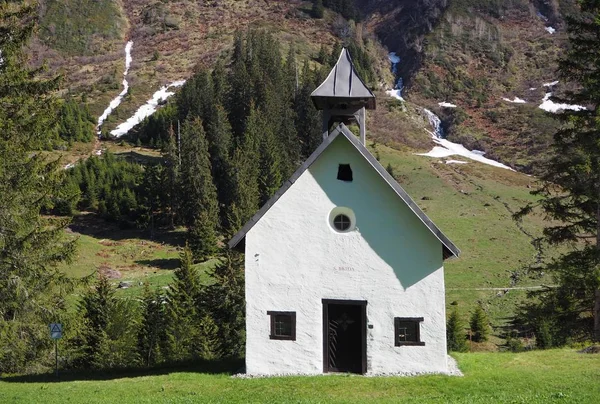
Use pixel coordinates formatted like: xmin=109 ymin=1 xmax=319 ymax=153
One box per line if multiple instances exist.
xmin=361 ymin=0 xmax=578 ymax=172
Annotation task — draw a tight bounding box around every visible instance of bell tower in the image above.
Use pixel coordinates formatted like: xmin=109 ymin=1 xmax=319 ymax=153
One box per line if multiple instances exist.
xmin=311 ymin=48 xmax=376 ymax=146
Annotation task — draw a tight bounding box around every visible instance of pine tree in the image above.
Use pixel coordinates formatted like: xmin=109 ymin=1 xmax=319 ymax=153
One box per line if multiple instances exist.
xmin=179 ymin=117 xmax=220 ymax=260
xmin=515 ymin=2 xmax=600 ymax=342
xmin=0 ymin=2 xmax=76 ymax=373
xmin=138 ymin=283 xmax=166 ymax=367
xmin=312 ymin=0 xmax=325 ymax=18
xmin=164 ymin=244 xmax=201 ymax=361
xmin=161 ymin=126 xmax=180 ymax=228
xmin=227 ymin=107 xmax=261 ymax=234
xmin=197 ymin=314 xmax=220 ymax=360
xmin=295 ymin=62 xmax=323 ymax=158
xmin=228 ymin=52 xmax=252 ymax=139
xmin=206 ymin=250 xmax=245 ymax=357
xmin=447 ymin=308 xmax=468 ymax=352
xmin=189 ymin=211 xmax=219 ymax=261
xmin=258 ymin=116 xmax=283 ymax=206
xmin=469 ymin=305 xmax=490 ymax=343
xmin=206 ymin=104 xmax=234 ymax=226
xmin=78 ymin=274 xmax=116 ymax=368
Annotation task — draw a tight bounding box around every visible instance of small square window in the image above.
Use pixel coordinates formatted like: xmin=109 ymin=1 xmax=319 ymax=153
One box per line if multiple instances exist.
xmin=268 ymin=311 xmax=296 ymax=340
xmin=394 ymin=317 xmax=425 ymax=346
xmin=337 ymin=164 xmax=353 ymax=181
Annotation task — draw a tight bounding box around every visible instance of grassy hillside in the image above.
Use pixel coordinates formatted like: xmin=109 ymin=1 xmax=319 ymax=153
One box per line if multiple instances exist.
xmin=1 ymin=349 xmax=598 ymax=403
xmin=375 ymin=140 xmax=556 ymax=340
xmin=39 ymin=0 xmax=127 ymax=55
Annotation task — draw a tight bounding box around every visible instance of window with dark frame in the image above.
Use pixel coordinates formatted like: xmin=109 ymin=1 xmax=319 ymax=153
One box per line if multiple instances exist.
xmin=333 ymin=214 xmax=351 ymax=231
xmin=267 ymin=311 xmax=296 ymax=340
xmin=337 ymin=164 xmax=353 ymax=182
xmin=394 ymin=317 xmax=425 ymax=346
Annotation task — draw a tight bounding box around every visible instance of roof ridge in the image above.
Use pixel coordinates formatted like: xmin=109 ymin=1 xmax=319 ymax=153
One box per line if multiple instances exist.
xmin=228 ymin=124 xmax=460 ymax=260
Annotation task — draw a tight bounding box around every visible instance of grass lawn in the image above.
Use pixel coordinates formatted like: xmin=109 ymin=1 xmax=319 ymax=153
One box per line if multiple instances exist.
xmin=0 ymin=350 xmax=598 ymax=403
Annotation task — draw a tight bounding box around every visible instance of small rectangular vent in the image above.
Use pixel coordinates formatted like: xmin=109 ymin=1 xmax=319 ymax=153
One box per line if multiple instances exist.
xmin=337 ymin=164 xmax=353 ymax=182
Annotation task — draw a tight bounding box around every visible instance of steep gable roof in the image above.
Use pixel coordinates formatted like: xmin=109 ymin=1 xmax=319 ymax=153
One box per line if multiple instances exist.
xmin=228 ymin=124 xmax=460 ymax=260
xmin=311 ymin=48 xmax=376 ymax=110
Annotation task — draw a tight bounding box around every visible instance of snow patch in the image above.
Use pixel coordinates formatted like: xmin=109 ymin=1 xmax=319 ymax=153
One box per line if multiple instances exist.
xmin=543 ymin=80 xmax=559 ymax=87
xmin=545 ymin=26 xmax=556 ymax=34
xmin=529 ymin=88 xmax=537 ymax=91
xmin=97 ymin=41 xmax=133 ymax=133
xmin=539 ymin=92 xmax=585 ymax=113
xmin=446 ymin=160 xmax=468 ymax=165
xmin=438 ymin=102 xmax=457 ymax=108
xmin=502 ymin=97 xmax=527 ymax=104
xmin=110 ymin=80 xmax=186 ymax=137
xmin=418 ymin=109 xmax=514 ymax=171
xmin=64 ymin=162 xmax=76 ymax=170
xmin=386 ymin=89 xmax=404 ymax=102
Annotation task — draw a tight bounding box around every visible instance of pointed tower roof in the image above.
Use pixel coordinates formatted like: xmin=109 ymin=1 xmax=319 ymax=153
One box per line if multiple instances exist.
xmin=311 ymin=48 xmax=376 ymax=110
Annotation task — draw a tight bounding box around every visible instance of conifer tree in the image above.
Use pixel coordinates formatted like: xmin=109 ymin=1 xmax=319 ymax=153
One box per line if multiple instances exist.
xmin=469 ymin=305 xmax=490 ymax=343
xmin=207 ymin=250 xmax=246 ymax=357
xmin=447 ymin=308 xmax=468 ymax=352
xmin=258 ymin=118 xmax=283 ymax=206
xmin=227 ymin=107 xmax=261 ymax=233
xmin=198 ymin=314 xmax=220 ymax=360
xmin=0 ymin=1 xmax=76 ymax=373
xmin=317 ymin=44 xmax=328 ymax=64
xmin=516 ymin=2 xmax=600 ymax=342
xmin=228 ymin=51 xmax=252 ymax=138
xmin=78 ymin=274 xmax=116 ymax=368
xmin=295 ymin=63 xmax=323 ymax=158
xmin=206 ymin=104 xmax=234 ymax=226
xmin=161 ymin=126 xmax=180 ymax=228
xmin=189 ymin=211 xmax=219 ymax=261
xmin=179 ymin=117 xmax=220 ymax=260
xmin=138 ymin=283 xmax=166 ymax=367
xmin=312 ymin=0 xmax=325 ymax=18
xmin=211 ymin=61 xmax=228 ymax=107
xmin=164 ymin=244 xmax=201 ymax=361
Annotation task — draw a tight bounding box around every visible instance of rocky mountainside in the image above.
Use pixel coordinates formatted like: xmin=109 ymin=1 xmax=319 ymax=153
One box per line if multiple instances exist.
xmin=362 ymin=0 xmax=579 ymax=171
xmin=32 ymin=0 xmax=579 ymax=171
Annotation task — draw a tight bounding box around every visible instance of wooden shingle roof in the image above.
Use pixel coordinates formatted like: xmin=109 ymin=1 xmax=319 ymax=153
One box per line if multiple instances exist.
xmin=311 ymin=48 xmax=376 ymax=110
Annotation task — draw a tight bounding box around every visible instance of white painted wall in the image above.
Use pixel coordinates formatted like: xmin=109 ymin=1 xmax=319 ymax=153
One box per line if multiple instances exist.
xmin=244 ymin=135 xmax=448 ymax=375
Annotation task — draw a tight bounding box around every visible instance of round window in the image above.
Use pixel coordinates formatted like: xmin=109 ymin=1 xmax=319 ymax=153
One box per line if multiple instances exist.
xmin=333 ymin=214 xmax=351 ymax=231
xmin=329 ymin=207 xmax=355 ymax=233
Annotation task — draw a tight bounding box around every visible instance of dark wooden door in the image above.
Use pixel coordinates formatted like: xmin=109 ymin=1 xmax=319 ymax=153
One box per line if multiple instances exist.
xmin=323 ymin=300 xmax=366 ymax=374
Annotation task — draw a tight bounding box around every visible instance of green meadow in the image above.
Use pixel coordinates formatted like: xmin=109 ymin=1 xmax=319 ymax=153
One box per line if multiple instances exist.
xmin=1 ymin=350 xmax=598 ymax=403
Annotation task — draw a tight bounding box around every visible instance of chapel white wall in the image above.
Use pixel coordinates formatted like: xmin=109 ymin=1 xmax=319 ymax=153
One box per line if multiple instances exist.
xmin=244 ymin=136 xmax=448 ymax=375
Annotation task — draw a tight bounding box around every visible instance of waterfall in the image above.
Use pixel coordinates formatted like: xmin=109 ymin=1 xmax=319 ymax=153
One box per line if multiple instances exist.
xmin=423 ymin=109 xmax=444 ymax=139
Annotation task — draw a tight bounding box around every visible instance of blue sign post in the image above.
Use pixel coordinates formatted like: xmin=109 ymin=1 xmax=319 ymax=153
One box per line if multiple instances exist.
xmin=49 ymin=323 xmax=62 ymax=377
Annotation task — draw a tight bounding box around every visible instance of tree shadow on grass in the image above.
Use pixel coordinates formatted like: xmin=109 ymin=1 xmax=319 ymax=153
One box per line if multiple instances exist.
xmin=68 ymin=213 xmax=186 ymax=247
xmin=114 ymin=150 xmax=163 ymax=165
xmin=1 ymin=359 xmax=244 ymax=383
xmin=135 ymin=258 xmax=180 ymax=270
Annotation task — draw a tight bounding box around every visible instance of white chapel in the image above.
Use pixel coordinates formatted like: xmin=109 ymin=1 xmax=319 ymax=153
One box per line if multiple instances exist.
xmin=229 ymin=48 xmax=460 ymax=376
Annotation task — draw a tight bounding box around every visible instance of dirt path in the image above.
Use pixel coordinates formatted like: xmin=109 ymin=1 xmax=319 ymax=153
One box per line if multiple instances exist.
xmin=447 ymin=285 xmax=557 ymax=291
